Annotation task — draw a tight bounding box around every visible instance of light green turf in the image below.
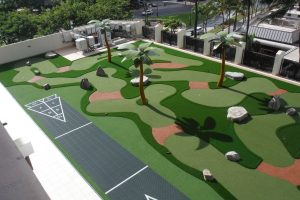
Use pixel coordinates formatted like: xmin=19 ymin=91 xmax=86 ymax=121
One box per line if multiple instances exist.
xmin=234 ymin=113 xmax=295 ymax=167
xmin=70 ymin=54 xmax=104 ymax=71
xmin=7 ymin=84 xmax=222 ymax=200
xmin=31 ymin=60 xmax=58 ymax=74
xmin=281 ymin=92 xmax=300 ymax=111
xmin=165 ymin=134 xmax=300 ymax=200
xmin=182 ymin=77 xmax=279 ymax=107
xmin=150 ymin=51 xmax=202 ymax=66
xmin=83 ymin=68 xmax=126 ymax=92
xmin=151 ymin=70 xmax=219 ymax=82
xmin=87 ymin=84 xmax=176 ymax=127
xmin=36 ymin=76 xmax=80 ymax=86
xmin=13 ymin=67 xmax=35 ymax=82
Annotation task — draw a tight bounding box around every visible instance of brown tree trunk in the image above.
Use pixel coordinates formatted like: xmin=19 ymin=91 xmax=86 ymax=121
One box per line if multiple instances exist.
xmin=139 ymin=62 xmax=147 ymax=105
xmin=104 ymin=30 xmax=112 ymax=63
xmin=217 ymin=46 xmax=226 ymax=87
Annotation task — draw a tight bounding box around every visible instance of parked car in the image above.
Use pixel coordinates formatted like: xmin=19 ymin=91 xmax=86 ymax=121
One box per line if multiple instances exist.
xmin=142 ymin=9 xmax=153 ymax=16
xmin=191 ymin=27 xmax=203 ymax=36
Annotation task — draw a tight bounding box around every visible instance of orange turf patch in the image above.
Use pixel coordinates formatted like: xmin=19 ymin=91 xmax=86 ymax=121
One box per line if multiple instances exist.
xmin=57 ymin=66 xmax=71 ymax=73
xmin=268 ymin=89 xmax=288 ymax=96
xmin=28 ymin=76 xmax=44 ymax=83
xmin=89 ymin=91 xmax=123 ymax=102
xmin=257 ymin=160 xmax=300 ymax=185
xmin=151 ymin=63 xmax=187 ymax=69
xmin=189 ymin=81 xmax=209 ymax=89
xmin=152 ymin=124 xmax=182 ymax=145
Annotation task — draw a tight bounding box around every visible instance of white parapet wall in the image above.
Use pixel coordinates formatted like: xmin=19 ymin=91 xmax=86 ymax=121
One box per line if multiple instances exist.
xmin=155 ymin=23 xmax=163 ymax=43
xmin=0 ymin=32 xmax=73 ymax=65
xmin=234 ymin=42 xmax=246 ymax=65
xmin=272 ymin=50 xmax=286 ymax=75
xmin=177 ymin=29 xmax=186 ymax=49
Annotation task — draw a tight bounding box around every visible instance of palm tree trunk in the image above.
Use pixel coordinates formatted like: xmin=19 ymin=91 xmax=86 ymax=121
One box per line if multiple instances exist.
xmin=104 ymin=30 xmax=112 ymax=63
xmin=194 ymin=0 xmax=198 ymax=39
xmin=139 ymin=62 xmax=147 ymax=105
xmin=217 ymin=46 xmax=226 ymax=87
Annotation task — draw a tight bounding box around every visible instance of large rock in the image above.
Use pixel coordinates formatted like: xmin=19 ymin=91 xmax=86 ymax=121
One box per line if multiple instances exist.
xmin=227 ymin=106 xmax=248 ymax=122
xmin=43 ymin=83 xmax=51 ymax=90
xmin=225 ymin=151 xmax=240 ymax=162
xmin=45 ymin=51 xmax=58 ymax=59
xmin=80 ymin=78 xmax=92 ymax=90
xmin=130 ymin=76 xmax=149 ymax=86
xmin=26 ymin=60 xmax=31 ymax=66
xmin=225 ymin=72 xmax=245 ymax=81
xmin=33 ymin=69 xmax=41 ymax=75
xmin=96 ymin=67 xmax=107 ymax=77
xmin=286 ymin=107 xmax=297 ymax=116
xmin=268 ymin=96 xmax=281 ymax=111
xmin=203 ymin=169 xmax=214 ymax=181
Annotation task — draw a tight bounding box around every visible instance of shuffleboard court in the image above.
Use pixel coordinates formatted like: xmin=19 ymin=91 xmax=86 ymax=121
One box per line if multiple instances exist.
xmin=25 ymin=94 xmax=188 ymax=200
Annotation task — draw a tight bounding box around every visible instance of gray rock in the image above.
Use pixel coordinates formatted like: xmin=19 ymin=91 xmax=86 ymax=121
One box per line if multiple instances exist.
xmin=33 ymin=69 xmax=41 ymax=75
xmin=80 ymin=78 xmax=92 ymax=90
xmin=268 ymin=96 xmax=281 ymax=111
xmin=96 ymin=67 xmax=107 ymax=77
xmin=203 ymin=169 xmax=214 ymax=181
xmin=227 ymin=106 xmax=248 ymax=122
xmin=26 ymin=60 xmax=31 ymax=66
xmin=43 ymin=83 xmax=51 ymax=90
xmin=286 ymin=107 xmax=297 ymax=116
xmin=225 ymin=71 xmax=245 ymax=81
xmin=130 ymin=76 xmax=149 ymax=86
xmin=225 ymin=151 xmax=240 ymax=162
xmin=45 ymin=51 xmax=58 ymax=59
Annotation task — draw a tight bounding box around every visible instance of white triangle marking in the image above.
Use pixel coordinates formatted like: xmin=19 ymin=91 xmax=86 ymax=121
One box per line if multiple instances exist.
xmin=145 ymin=194 xmax=158 ymax=200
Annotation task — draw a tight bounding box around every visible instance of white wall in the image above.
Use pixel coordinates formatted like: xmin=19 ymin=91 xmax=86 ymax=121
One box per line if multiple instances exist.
xmin=0 ymin=32 xmax=73 ymax=65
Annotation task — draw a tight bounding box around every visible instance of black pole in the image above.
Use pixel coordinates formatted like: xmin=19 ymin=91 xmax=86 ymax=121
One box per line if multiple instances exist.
xmin=194 ymin=0 xmax=198 ymax=39
xmin=156 ymin=0 xmax=158 ymax=17
xmin=245 ymin=0 xmax=251 ymax=49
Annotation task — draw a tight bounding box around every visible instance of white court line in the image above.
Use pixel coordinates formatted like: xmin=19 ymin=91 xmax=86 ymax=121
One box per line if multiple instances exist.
xmin=105 ymin=165 xmax=149 ymax=195
xmin=55 ymin=122 xmax=93 ymax=139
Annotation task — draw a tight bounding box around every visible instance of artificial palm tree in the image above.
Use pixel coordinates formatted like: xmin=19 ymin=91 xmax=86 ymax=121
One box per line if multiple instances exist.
xmin=118 ymin=42 xmax=162 ymax=105
xmin=88 ymin=19 xmax=112 ymax=62
xmin=201 ymin=32 xmax=241 ymax=87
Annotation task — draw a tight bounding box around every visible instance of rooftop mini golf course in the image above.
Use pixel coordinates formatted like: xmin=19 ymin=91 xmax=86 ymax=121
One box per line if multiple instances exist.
xmin=0 ymin=41 xmax=300 ymax=199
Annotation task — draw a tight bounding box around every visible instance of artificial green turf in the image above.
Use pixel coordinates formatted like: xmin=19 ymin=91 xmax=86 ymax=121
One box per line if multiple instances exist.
xmin=277 ymin=123 xmax=300 ymax=158
xmin=237 ymin=93 xmax=272 ymax=116
xmin=49 ymin=55 xmax=72 ymax=67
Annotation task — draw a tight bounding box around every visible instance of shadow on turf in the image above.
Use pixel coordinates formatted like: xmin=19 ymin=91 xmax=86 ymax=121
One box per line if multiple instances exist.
xmin=175 ymin=117 xmax=233 ymax=150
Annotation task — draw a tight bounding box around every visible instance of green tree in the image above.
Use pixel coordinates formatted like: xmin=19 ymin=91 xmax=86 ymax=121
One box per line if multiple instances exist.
xmin=196 ymin=0 xmax=217 ymax=33
xmin=118 ymin=42 xmax=162 ymax=105
xmin=163 ymin=17 xmax=183 ymax=33
xmin=201 ymin=32 xmax=241 ymax=87
xmin=88 ymin=19 xmax=112 ymax=63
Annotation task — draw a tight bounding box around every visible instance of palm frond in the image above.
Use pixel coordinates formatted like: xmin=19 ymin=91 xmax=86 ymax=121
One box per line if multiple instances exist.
xmin=139 ymin=42 xmax=152 ymax=51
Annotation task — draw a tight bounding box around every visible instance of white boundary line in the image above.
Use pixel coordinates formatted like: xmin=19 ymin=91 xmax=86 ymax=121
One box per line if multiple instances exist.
xmin=105 ymin=165 xmax=149 ymax=195
xmin=55 ymin=122 xmax=93 ymax=140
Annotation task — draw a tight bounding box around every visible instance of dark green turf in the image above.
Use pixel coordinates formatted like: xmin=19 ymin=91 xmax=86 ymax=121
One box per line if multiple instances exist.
xmin=49 ymin=55 xmax=72 ymax=68
xmin=277 ymin=123 xmax=300 ymax=159
xmin=237 ymin=93 xmax=272 ymax=115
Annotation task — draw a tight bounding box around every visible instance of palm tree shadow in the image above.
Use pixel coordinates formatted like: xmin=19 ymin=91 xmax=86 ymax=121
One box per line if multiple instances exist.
xmin=175 ymin=117 xmax=233 ymax=150
xmin=112 ymin=61 xmax=130 ymax=71
xmin=146 ymin=104 xmax=176 ymax=121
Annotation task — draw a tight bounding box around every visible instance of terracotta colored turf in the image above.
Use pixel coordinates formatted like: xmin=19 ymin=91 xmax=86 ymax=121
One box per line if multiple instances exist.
xmin=89 ymin=91 xmax=123 ymax=102
xmin=151 ymin=63 xmax=187 ymax=69
xmin=189 ymin=81 xmax=209 ymax=89
xmin=152 ymin=124 xmax=182 ymax=145
xmin=257 ymin=160 xmax=300 ymax=185
xmin=268 ymin=88 xmax=288 ymax=96
xmin=28 ymin=76 xmax=44 ymax=83
xmin=57 ymin=66 xmax=71 ymax=73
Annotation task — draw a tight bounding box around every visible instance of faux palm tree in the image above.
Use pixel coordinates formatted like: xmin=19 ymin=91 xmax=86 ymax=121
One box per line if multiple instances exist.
xmin=118 ymin=42 xmax=162 ymax=105
xmin=201 ymin=32 xmax=241 ymax=87
xmin=88 ymin=19 xmax=112 ymax=62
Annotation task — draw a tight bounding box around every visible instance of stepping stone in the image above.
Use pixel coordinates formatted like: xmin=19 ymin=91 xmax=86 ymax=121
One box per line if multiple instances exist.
xmin=43 ymin=83 xmax=51 ymax=90
xmin=225 ymin=151 xmax=240 ymax=162
xmin=227 ymin=106 xmax=248 ymax=122
xmin=96 ymin=67 xmax=107 ymax=77
xmin=268 ymin=96 xmax=281 ymax=111
xmin=80 ymin=78 xmax=92 ymax=90
xmin=225 ymin=71 xmax=245 ymax=81
xmin=45 ymin=51 xmax=58 ymax=59
xmin=286 ymin=107 xmax=297 ymax=116
xmin=130 ymin=76 xmax=149 ymax=86
xmin=203 ymin=169 xmax=214 ymax=181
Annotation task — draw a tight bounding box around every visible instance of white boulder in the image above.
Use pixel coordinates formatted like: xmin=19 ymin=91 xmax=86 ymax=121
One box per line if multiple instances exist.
xmin=225 ymin=72 xmax=245 ymax=81
xmin=286 ymin=107 xmax=297 ymax=116
xmin=225 ymin=151 xmax=240 ymax=162
xmin=268 ymin=96 xmax=281 ymax=111
xmin=130 ymin=76 xmax=149 ymax=86
xmin=45 ymin=51 xmax=58 ymax=59
xmin=203 ymin=169 xmax=214 ymax=181
xmin=227 ymin=106 xmax=248 ymax=122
